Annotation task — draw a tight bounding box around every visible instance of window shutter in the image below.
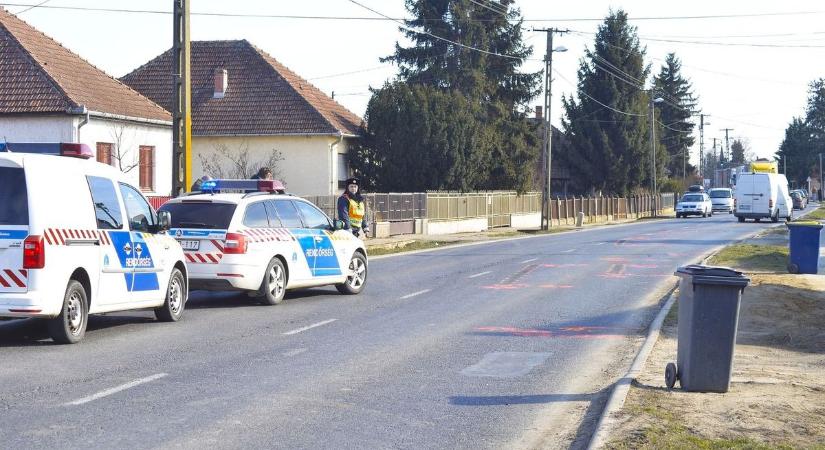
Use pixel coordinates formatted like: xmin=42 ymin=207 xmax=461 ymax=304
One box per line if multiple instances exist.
xmin=96 ymin=142 xmax=112 ymax=165
xmin=139 ymin=146 xmax=155 ymax=191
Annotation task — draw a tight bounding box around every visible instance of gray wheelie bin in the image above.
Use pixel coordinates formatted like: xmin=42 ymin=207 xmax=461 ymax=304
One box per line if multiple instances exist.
xmin=665 ymin=265 xmax=750 ymax=393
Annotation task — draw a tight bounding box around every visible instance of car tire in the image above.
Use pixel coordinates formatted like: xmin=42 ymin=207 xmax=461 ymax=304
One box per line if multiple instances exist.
xmin=771 ymin=212 xmax=779 ymax=223
xmin=737 ymin=216 xmax=745 ymax=223
xmin=755 ymin=218 xmax=761 ymax=223
xmin=155 ymin=268 xmax=186 ymax=322
xmin=47 ymin=280 xmax=88 ymax=344
xmin=676 ymin=213 xmax=681 ymax=218
xmin=336 ymin=252 xmax=367 ymax=295
xmin=260 ymin=257 xmax=287 ymax=305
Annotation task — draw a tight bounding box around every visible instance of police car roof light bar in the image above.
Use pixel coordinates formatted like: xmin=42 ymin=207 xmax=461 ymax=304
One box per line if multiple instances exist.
xmin=59 ymin=143 xmax=94 ymax=159
xmin=199 ymin=179 xmax=286 ymax=194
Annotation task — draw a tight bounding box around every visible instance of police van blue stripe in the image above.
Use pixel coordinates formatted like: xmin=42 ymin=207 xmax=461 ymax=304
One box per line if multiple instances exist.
xmin=0 ymin=230 xmax=28 ymax=240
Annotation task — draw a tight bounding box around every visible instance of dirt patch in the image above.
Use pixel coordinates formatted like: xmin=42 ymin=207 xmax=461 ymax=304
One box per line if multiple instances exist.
xmin=606 ymin=273 xmax=825 ymax=449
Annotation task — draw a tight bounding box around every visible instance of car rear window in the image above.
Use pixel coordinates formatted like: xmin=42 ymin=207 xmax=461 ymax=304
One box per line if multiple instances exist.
xmin=709 ymin=190 xmax=731 ymax=198
xmin=159 ymin=202 xmax=237 ymax=229
xmin=682 ymin=194 xmax=704 ymax=202
xmin=0 ymin=167 xmax=28 ymax=225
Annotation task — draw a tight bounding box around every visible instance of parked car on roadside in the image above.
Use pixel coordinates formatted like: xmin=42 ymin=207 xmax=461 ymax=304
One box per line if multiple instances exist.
xmin=676 ymin=193 xmax=713 ymax=218
xmin=708 ymin=188 xmax=734 ymax=214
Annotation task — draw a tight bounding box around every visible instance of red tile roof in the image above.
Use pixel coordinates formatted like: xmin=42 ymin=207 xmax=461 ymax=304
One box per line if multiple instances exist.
xmin=121 ymin=40 xmax=363 ymax=136
xmin=0 ymin=8 xmax=170 ymax=121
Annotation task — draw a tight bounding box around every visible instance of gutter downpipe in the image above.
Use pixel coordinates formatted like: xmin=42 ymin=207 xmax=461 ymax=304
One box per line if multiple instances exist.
xmin=330 ymin=131 xmax=344 ymax=195
xmin=70 ymin=105 xmax=89 ymax=142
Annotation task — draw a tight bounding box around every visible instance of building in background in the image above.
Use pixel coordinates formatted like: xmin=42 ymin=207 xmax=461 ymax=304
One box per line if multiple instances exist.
xmin=0 ymin=8 xmax=173 ymax=196
xmin=122 ymin=40 xmax=362 ymax=196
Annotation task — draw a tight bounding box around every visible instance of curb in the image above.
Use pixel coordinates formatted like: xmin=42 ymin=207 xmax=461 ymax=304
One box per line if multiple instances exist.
xmin=582 ymin=207 xmax=821 ymax=450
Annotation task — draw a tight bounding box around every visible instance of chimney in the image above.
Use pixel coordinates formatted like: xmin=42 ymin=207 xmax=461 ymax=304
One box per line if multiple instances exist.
xmin=213 ymin=69 xmax=228 ymax=99
xmin=535 ymin=105 xmax=543 ymax=120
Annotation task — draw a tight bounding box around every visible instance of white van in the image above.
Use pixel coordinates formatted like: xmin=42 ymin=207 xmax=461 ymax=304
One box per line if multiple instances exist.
xmin=734 ymin=172 xmax=793 ymax=223
xmin=0 ymin=146 xmax=188 ymax=343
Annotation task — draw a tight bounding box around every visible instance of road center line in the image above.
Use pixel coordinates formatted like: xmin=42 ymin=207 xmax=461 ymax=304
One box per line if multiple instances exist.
xmin=561 ymin=249 xmax=575 ymax=253
xmin=282 ymin=319 xmax=338 ymax=336
xmin=64 ymin=373 xmax=167 ymax=406
xmin=521 ymin=258 xmax=538 ymax=264
xmin=400 ymin=289 xmax=431 ymax=299
xmin=468 ymin=271 xmax=492 ymax=278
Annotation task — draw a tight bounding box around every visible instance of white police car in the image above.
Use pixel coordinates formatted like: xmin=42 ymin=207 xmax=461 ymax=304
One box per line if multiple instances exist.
xmin=0 ymin=144 xmax=187 ymax=344
xmin=159 ymin=179 xmax=368 ymax=304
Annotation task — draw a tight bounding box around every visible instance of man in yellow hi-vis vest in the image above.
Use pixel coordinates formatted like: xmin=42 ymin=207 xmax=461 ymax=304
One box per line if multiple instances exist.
xmin=337 ymin=177 xmax=369 ymax=238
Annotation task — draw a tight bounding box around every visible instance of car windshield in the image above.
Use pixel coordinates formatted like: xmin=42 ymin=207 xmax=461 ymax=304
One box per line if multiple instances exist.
xmin=159 ymin=201 xmax=237 ymax=229
xmin=709 ymin=190 xmax=731 ymax=198
xmin=681 ymin=195 xmax=704 ymax=202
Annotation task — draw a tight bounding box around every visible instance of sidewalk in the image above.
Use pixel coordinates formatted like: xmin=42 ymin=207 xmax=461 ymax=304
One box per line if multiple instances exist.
xmin=603 ymin=225 xmax=825 ymax=449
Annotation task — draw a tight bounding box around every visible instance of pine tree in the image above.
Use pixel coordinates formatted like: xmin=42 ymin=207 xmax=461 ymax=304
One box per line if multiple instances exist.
xmin=561 ymin=10 xmax=659 ymax=194
xmin=776 ymin=117 xmax=817 ymax=187
xmin=730 ymin=139 xmax=747 ymax=165
xmin=369 ymin=0 xmax=541 ymax=191
xmin=653 ymin=53 xmax=697 ymax=178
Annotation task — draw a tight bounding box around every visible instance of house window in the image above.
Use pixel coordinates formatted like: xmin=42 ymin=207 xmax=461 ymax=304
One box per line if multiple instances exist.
xmin=139 ymin=145 xmax=155 ymax=191
xmin=96 ymin=142 xmax=112 ymax=165
xmin=337 ymin=153 xmax=349 ymax=189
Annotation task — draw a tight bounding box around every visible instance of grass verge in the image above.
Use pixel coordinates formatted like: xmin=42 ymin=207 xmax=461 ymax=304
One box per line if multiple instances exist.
xmin=802 ymin=206 xmax=825 ymax=221
xmin=367 ymin=240 xmax=455 ymax=256
xmin=708 ymin=243 xmax=789 ymax=272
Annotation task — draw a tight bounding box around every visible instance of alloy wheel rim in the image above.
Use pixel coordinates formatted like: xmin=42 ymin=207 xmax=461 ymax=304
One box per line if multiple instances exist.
xmin=269 ymin=265 xmax=284 ymax=298
xmin=348 ymin=259 xmax=365 ymax=289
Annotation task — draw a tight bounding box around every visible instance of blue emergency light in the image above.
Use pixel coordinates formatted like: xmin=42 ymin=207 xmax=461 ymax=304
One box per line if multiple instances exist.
xmin=199 ymin=179 xmax=285 ymax=194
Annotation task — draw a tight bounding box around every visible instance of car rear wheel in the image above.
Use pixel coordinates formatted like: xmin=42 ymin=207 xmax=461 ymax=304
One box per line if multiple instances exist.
xmin=737 ymin=216 xmax=745 ymax=223
xmin=336 ymin=252 xmax=367 ymax=295
xmin=47 ymin=280 xmax=88 ymax=344
xmin=155 ymin=268 xmax=186 ymax=322
xmin=260 ymin=258 xmax=287 ymax=305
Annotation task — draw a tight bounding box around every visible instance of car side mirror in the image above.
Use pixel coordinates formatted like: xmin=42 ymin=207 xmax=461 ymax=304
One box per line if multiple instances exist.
xmin=332 ymin=219 xmax=345 ymax=230
xmin=157 ymin=211 xmax=172 ymax=232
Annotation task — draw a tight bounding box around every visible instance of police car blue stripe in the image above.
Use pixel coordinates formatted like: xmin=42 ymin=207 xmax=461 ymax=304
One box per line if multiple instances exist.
xmin=0 ymin=230 xmax=27 ymax=240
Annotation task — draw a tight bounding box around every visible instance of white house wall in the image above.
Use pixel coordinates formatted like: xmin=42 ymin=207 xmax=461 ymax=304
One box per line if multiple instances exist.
xmin=0 ymin=115 xmax=75 ymax=142
xmin=193 ymin=135 xmax=351 ymax=196
xmin=76 ymin=117 xmax=173 ymax=196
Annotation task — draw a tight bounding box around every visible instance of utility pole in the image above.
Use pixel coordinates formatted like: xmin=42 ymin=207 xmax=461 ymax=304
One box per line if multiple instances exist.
xmin=649 ymin=95 xmax=663 ymax=216
xmin=699 ymin=113 xmax=709 ymax=182
xmin=720 ymin=128 xmax=734 ymax=166
xmin=172 ymin=0 xmax=192 ymax=196
xmin=819 ymin=153 xmax=823 ymax=201
xmin=533 ymin=27 xmax=568 ymax=230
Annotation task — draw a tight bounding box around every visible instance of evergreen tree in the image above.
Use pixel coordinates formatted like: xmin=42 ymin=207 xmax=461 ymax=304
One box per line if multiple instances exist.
xmin=730 ymin=139 xmax=747 ymax=165
xmin=355 ymin=82 xmax=491 ymax=192
xmin=561 ymin=10 xmax=661 ymax=194
xmin=360 ymin=0 xmax=542 ymax=192
xmin=776 ymin=117 xmax=817 ymax=187
xmin=653 ymin=53 xmax=697 ymax=178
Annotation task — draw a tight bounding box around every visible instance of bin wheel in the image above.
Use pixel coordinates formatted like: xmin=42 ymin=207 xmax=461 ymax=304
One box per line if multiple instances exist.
xmin=788 ymin=263 xmax=800 ymax=274
xmin=665 ymin=362 xmax=678 ymax=389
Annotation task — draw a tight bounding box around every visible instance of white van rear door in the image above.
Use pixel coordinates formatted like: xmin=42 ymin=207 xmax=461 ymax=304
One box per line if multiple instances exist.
xmin=0 ymin=165 xmax=30 ymax=293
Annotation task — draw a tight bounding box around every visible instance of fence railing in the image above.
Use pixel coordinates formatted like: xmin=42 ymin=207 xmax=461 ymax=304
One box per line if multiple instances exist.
xmin=147 ymin=191 xmax=675 ymax=231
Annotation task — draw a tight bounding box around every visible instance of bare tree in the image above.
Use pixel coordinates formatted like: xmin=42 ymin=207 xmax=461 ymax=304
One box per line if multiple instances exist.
xmin=109 ymin=123 xmax=139 ymax=173
xmin=198 ymin=140 xmax=285 ymax=182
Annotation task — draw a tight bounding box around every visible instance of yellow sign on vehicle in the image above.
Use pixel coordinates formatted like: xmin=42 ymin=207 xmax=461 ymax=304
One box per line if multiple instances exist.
xmin=750 ymin=161 xmax=778 ymax=173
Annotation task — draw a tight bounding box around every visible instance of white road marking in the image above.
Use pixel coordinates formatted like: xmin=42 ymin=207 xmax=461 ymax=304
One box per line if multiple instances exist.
xmin=521 ymin=258 xmax=538 ymax=264
xmin=468 ymin=271 xmax=492 ymax=278
xmin=561 ymin=249 xmax=575 ymax=253
xmin=282 ymin=319 xmax=338 ymax=336
xmin=283 ymin=348 xmax=308 ymax=357
xmin=400 ymin=289 xmax=431 ymax=299
xmin=64 ymin=373 xmax=167 ymax=406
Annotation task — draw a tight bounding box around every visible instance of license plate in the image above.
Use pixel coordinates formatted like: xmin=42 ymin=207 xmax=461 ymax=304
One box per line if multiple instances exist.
xmin=739 ymin=205 xmax=751 ymax=211
xmin=180 ymin=240 xmax=200 ymax=251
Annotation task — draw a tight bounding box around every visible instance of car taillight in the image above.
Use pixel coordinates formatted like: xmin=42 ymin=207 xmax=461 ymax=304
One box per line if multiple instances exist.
xmin=769 ymin=199 xmax=774 ymax=208
xmin=223 ymin=232 xmax=248 ymax=254
xmin=23 ymin=235 xmax=45 ymax=269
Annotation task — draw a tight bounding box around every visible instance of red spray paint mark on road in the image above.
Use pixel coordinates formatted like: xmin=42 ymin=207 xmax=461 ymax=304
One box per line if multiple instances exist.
xmin=481 ymin=284 xmax=529 ymax=290
xmin=541 ymin=263 xmax=588 ymax=268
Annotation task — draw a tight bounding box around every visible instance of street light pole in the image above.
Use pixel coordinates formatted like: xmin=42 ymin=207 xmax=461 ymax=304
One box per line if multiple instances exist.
xmin=819 ymin=153 xmax=823 ymax=201
xmin=534 ymin=28 xmax=568 ymax=230
xmin=649 ymin=95 xmax=664 ymax=216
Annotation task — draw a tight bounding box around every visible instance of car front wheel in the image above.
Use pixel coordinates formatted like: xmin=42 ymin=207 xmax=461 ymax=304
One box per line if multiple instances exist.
xmin=156 ymin=268 xmax=186 ymax=322
xmin=336 ymin=252 xmax=367 ymax=295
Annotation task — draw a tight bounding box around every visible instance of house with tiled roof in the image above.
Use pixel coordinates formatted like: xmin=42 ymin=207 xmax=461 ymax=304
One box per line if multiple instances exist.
xmin=0 ymin=7 xmax=174 ymax=196
xmin=121 ymin=40 xmax=363 ymax=196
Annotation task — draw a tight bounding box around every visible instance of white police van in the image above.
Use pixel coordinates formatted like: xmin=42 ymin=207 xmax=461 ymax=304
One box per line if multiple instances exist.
xmin=0 ymin=143 xmax=188 ymax=344
xmin=159 ymin=179 xmax=368 ymax=304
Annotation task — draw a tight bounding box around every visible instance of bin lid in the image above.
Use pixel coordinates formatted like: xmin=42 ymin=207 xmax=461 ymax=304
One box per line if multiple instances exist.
xmin=675 ymin=264 xmax=750 ymax=287
xmin=786 ymin=221 xmax=823 ymax=229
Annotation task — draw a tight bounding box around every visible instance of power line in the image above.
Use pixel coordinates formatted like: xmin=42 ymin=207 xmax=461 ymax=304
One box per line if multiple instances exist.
xmin=13 ymin=0 xmax=47 ymax=14
xmin=553 ymin=68 xmax=646 ymax=117
xmin=468 ymin=0 xmax=507 ymax=18
xmin=1 ymin=3 xmax=823 ymax=23
xmin=570 ymin=29 xmax=825 ymax=49
xmin=307 ymin=65 xmax=390 ymax=81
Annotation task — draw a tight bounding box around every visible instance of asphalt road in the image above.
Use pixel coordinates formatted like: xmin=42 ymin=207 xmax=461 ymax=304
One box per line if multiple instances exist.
xmin=0 ymin=207 xmax=814 ymax=449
